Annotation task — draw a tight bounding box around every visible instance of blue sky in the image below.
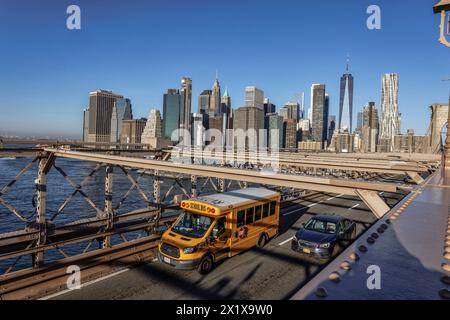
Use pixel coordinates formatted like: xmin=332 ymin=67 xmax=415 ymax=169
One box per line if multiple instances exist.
xmin=0 ymin=0 xmax=448 ymax=138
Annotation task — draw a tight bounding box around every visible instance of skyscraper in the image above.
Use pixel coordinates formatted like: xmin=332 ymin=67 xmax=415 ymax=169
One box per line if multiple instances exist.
xmin=379 ymin=73 xmax=401 ymax=151
xmin=267 ymin=113 xmax=283 ymax=150
xmin=198 ymin=90 xmax=212 ymax=114
xmin=142 ymin=109 xmax=163 ymax=142
xmin=191 ymin=113 xmax=205 ymax=147
xmin=110 ymin=98 xmax=132 ymax=143
xmin=86 ymin=90 xmax=124 ymax=143
xmin=283 ymin=118 xmax=299 ymax=149
xmin=280 ymin=102 xmax=300 ymax=121
xmin=180 ymin=77 xmax=192 ymax=145
xmin=245 ymin=86 xmax=264 ymax=110
xmin=328 ymin=115 xmax=336 ymax=146
xmin=210 ymin=77 xmax=221 ymax=116
xmin=356 ymin=112 xmax=363 ymax=134
xmin=310 ymin=84 xmax=328 ymax=149
xmin=82 ymin=108 xmax=89 ymax=142
xmin=264 ymin=98 xmax=276 ymax=115
xmin=361 ymin=102 xmax=379 ymax=152
xmin=162 ymin=89 xmax=181 ymax=140
xmin=221 ymin=89 xmax=232 ymax=146
xmin=120 ymin=118 xmax=147 ymax=144
xmin=338 ymin=61 xmax=354 ymax=132
xmin=221 ymin=88 xmax=231 ymax=115
xmin=233 ymin=106 xmax=264 ymax=150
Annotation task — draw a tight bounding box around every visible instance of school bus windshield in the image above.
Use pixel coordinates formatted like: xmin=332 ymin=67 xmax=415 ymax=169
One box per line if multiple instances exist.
xmin=171 ymin=211 xmax=214 ymax=238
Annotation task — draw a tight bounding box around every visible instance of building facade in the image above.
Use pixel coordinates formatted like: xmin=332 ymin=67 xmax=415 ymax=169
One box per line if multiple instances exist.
xmin=379 ymin=73 xmax=401 ymax=152
xmin=210 ymin=78 xmax=221 ymax=116
xmin=142 ymin=109 xmax=163 ymax=140
xmin=361 ymin=102 xmax=379 ymax=153
xmin=120 ymin=118 xmax=147 ymax=144
xmin=162 ymin=89 xmax=181 ymax=140
xmin=283 ymin=119 xmax=299 ymax=149
xmin=310 ymin=84 xmax=328 ymax=149
xmin=198 ymin=90 xmax=212 ymax=114
xmin=233 ymin=106 xmax=265 ymax=150
xmin=110 ymin=98 xmax=133 ymax=143
xmin=245 ymin=86 xmax=264 ymax=110
xmin=180 ymin=77 xmax=192 ymax=145
xmin=338 ymin=66 xmax=354 ymax=132
xmin=86 ymin=90 xmax=124 ymax=143
xmin=267 ymin=113 xmax=283 ymax=150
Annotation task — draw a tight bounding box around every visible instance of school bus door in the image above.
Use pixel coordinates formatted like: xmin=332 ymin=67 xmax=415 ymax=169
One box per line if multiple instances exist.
xmin=209 ymin=215 xmax=231 ymax=261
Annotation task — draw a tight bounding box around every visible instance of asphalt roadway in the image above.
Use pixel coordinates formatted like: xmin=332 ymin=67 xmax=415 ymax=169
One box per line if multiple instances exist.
xmin=51 ymin=177 xmax=407 ymax=300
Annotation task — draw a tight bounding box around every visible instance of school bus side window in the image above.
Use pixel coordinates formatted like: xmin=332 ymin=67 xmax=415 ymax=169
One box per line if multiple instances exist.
xmin=263 ymin=203 xmax=269 ymax=218
xmin=255 ymin=205 xmax=262 ymax=221
xmin=246 ymin=207 xmax=254 ymax=225
xmin=269 ymin=201 xmax=276 ymax=216
xmin=237 ymin=210 xmax=245 ymax=227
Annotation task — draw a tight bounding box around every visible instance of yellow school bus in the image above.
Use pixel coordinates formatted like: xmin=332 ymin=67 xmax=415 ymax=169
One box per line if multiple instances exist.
xmin=158 ymin=187 xmax=280 ymax=274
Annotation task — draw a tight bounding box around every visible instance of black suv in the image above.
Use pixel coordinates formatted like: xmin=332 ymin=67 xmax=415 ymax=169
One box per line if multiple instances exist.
xmin=291 ymin=215 xmax=356 ymax=259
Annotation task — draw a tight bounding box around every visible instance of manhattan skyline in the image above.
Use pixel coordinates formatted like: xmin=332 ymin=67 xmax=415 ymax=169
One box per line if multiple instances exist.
xmin=0 ymin=0 xmax=448 ymax=138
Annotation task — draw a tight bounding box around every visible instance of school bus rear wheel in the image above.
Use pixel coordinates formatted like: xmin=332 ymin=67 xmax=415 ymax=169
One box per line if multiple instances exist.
xmin=257 ymin=233 xmax=268 ymax=248
xmin=197 ymin=255 xmax=213 ymax=274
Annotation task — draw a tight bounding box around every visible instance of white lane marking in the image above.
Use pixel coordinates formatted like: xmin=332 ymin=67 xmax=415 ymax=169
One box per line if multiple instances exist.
xmin=283 ymin=207 xmax=307 ymax=216
xmin=326 ymin=197 xmax=335 ymax=201
xmin=278 ymin=237 xmax=293 ymax=246
xmin=307 ymin=201 xmax=323 ymax=207
xmin=349 ymin=204 xmax=360 ymax=210
xmin=336 ymin=194 xmax=344 ymax=198
xmin=39 ymin=268 xmax=130 ymax=300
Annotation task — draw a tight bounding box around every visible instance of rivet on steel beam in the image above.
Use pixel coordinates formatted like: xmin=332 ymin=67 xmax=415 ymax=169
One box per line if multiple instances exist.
xmin=340 ymin=261 xmax=351 ymax=271
xmin=371 ymin=233 xmax=379 ymax=239
xmin=385 ymin=219 xmax=392 ymax=224
xmin=441 ymin=276 xmax=450 ymax=285
xmin=315 ymin=287 xmax=328 ymax=298
xmin=329 ymin=272 xmax=341 ymax=282
xmin=442 ymin=263 xmax=450 ymax=272
xmin=439 ymin=289 xmax=450 ymax=300
xmin=358 ymin=245 xmax=368 ymax=253
xmin=367 ymin=237 xmax=375 ymax=244
xmin=349 ymin=252 xmax=360 ymax=261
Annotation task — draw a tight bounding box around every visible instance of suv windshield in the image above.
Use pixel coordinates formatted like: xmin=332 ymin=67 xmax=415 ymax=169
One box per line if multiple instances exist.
xmin=171 ymin=211 xmax=213 ymax=238
xmin=304 ymin=218 xmax=337 ymax=235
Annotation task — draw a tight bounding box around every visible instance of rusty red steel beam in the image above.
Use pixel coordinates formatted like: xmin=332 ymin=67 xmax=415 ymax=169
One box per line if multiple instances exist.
xmin=44 ymin=148 xmax=399 ymax=195
xmin=0 ymin=234 xmax=161 ymax=299
xmin=0 ymin=208 xmax=161 ymax=248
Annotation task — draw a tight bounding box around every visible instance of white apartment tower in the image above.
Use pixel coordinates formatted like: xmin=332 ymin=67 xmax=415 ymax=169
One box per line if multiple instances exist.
xmin=379 ymin=73 xmax=401 ymax=151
